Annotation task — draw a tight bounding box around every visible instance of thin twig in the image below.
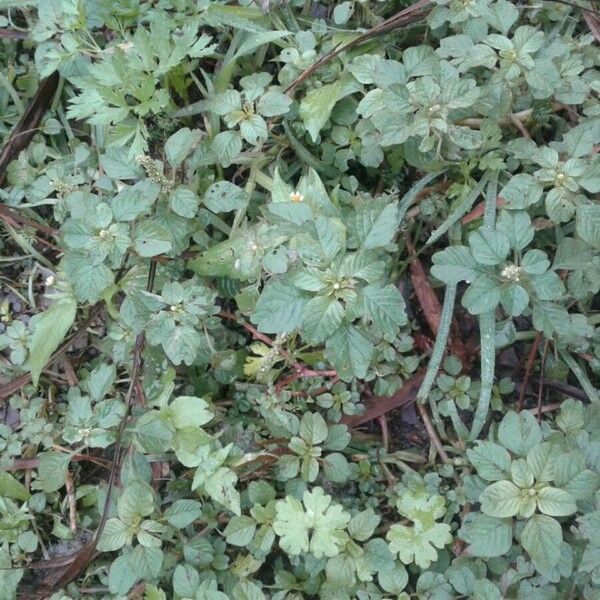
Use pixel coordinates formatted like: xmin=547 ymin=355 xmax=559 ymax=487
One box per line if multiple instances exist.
xmin=416 ymin=402 xmax=449 ymax=463
xmin=537 ymin=341 xmax=550 ymax=423
xmin=517 ymin=331 xmax=543 ymax=411
xmin=65 ymin=471 xmax=77 ymax=535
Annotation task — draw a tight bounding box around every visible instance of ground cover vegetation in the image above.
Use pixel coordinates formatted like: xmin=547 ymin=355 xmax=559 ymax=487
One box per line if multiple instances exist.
xmin=0 ymin=0 xmax=600 ymax=598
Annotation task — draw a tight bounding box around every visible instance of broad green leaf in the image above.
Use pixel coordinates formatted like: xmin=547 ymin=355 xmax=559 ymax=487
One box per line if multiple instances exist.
xmin=498 ymin=410 xmax=541 ymax=456
xmin=224 ymin=515 xmax=257 ymax=546
xmin=203 ymin=181 xmax=248 ymax=213
xmin=302 ymin=296 xmax=344 ymax=344
xmin=322 ymin=452 xmax=350 ymax=483
xmin=299 ymin=412 xmax=329 ymax=445
xmin=37 ymin=451 xmax=71 ymax=493
xmin=299 ymin=81 xmax=342 ymax=142
xmin=326 ymin=324 xmax=374 ymax=381
xmin=576 ymin=204 xmax=600 ymax=248
xmin=273 ymin=487 xmax=350 ymax=559
xmin=27 ymin=298 xmax=76 ymax=386
xmin=112 ymin=180 xmax=160 ymax=221
xmin=431 ymin=246 xmax=478 ymax=284
xmin=362 ymin=284 xmax=407 ymax=334
xmin=108 ymin=554 xmax=138 ymax=595
xmin=169 ymin=396 xmax=213 ymax=429
xmin=204 ymin=467 xmax=241 ymax=515
xmin=164 ymin=499 xmax=202 ymax=528
xmin=133 ymin=221 xmax=173 ymax=257
xmin=468 ymin=228 xmax=510 ymax=265
xmin=97 ymin=518 xmax=130 ymax=551
xmin=169 ymin=186 xmax=199 ymax=219
xmin=173 ymin=564 xmax=200 ymax=598
xmin=526 ymin=442 xmax=562 ymax=483
xmin=251 ymin=281 xmax=308 ymax=334
xmin=352 ymin=200 xmax=398 ymax=249
xmin=536 ymin=487 xmax=577 ymax=517
xmin=500 ymin=174 xmax=543 ymax=209
xmin=496 ymin=210 xmax=534 ymax=251
xmin=479 ymin=481 xmax=521 ymax=518
xmin=459 ymin=514 xmax=512 ymax=557
xmin=348 ymin=508 xmax=380 ymax=542
xmin=212 ymin=131 xmax=242 ymax=167
xmin=0 ymin=473 xmax=30 ymax=501
xmin=387 ymin=521 xmax=452 ymax=569
xmin=466 ymin=442 xmax=511 ymax=481
xmin=165 ymin=127 xmax=199 ymax=167
xmin=521 ymin=514 xmax=562 ymax=572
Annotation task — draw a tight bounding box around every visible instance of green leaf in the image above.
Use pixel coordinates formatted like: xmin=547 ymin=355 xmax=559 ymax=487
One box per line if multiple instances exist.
xmin=322 ymin=452 xmax=350 ymax=483
xmin=97 ymin=518 xmax=129 ymax=552
xmin=224 ymin=515 xmax=257 ymax=546
xmin=273 ymin=487 xmax=350 ymax=559
xmin=251 ymin=281 xmax=308 ymax=334
xmin=326 ymin=324 xmax=374 ymax=381
xmin=387 ymin=521 xmax=452 ymax=569
xmin=576 ymin=204 xmax=600 ymax=248
xmin=108 ymin=554 xmax=138 ymax=595
xmin=173 ymin=564 xmax=199 ymax=598
xmin=118 ymin=480 xmax=155 ymax=522
xmin=169 ymin=186 xmax=199 ymax=219
xmin=526 ymin=442 xmax=562 ymax=483
xmin=204 ymin=467 xmax=241 ymax=515
xmin=496 ymin=210 xmax=534 ymax=251
xmin=500 ymin=174 xmax=543 ymax=209
xmin=466 ymin=442 xmax=511 ymax=481
xmin=302 ymin=296 xmax=344 ymax=344
xmin=62 ymin=253 xmax=114 ymax=303
xmin=169 ymin=396 xmax=213 ymax=429
xmin=37 ymin=451 xmax=71 ymax=493
xmin=203 ymin=181 xmax=248 ymax=213
xmin=299 ymin=412 xmax=329 ymax=445
xmin=536 ymin=487 xmax=577 ymax=516
xmin=0 ymin=473 xmax=30 ymax=501
xmin=521 ymin=514 xmax=562 ymax=572
xmin=27 ymin=298 xmax=76 ymax=386
xmin=127 ymin=545 xmax=163 ymax=579
xmin=352 ymin=200 xmax=398 ymax=249
xmin=257 ymin=90 xmax=292 ymax=117
xmin=164 ymin=499 xmax=202 ymax=528
xmin=362 ymin=284 xmax=407 ymax=335
xmin=133 ymin=221 xmax=173 ymax=257
xmin=112 ymin=180 xmax=160 ymax=221
xmin=468 ymin=228 xmax=510 ymax=265
xmin=498 ymin=410 xmax=541 ymax=457
xmin=348 ymin=508 xmax=380 ymax=542
xmin=165 ymin=127 xmax=199 ymax=167
xmin=431 ymin=246 xmax=478 ymax=284
xmin=459 ymin=514 xmax=512 ymax=557
xmin=212 ymin=131 xmax=242 ymax=167
xmin=461 ymin=275 xmax=500 ymax=314
xmin=479 ymin=480 xmax=521 ymax=518
xmin=299 ymin=81 xmax=342 ymax=142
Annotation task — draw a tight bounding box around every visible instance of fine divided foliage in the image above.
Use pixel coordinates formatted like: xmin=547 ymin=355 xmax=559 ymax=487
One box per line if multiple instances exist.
xmin=0 ymin=1 xmax=599 ymax=599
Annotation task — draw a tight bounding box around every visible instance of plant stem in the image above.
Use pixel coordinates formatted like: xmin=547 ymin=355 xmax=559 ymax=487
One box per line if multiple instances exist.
xmin=470 ymin=172 xmax=499 ymax=440
xmin=416 ymin=283 xmax=457 ymax=402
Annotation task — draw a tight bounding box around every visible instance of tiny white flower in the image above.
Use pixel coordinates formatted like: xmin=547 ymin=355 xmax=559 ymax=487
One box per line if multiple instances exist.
xmin=45 ymin=275 xmax=55 ymax=286
xmin=289 ymin=191 xmax=304 ymax=203
xmin=501 ymin=264 xmax=522 ymax=282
